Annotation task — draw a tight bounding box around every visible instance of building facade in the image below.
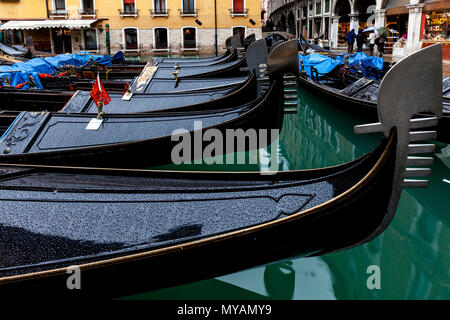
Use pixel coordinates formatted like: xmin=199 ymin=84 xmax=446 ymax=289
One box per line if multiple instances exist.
xmin=0 ymin=0 xmax=262 ymax=55
xmin=267 ymin=0 xmax=450 ymax=57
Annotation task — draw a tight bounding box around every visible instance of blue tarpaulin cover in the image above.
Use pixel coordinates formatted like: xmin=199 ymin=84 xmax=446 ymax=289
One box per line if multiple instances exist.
xmin=0 ymin=52 xmax=115 ymax=90
xmin=112 ymin=51 xmax=125 ymax=64
xmin=298 ymin=53 xmax=340 ymax=78
xmin=334 ymin=52 xmax=384 ymax=76
xmin=299 ymin=52 xmax=384 ymax=79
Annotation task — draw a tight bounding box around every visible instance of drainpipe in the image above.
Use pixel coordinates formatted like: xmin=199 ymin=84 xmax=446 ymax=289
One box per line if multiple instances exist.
xmin=214 ymin=0 xmax=218 ymax=56
xmin=45 ymin=0 xmax=49 ymax=18
xmin=106 ymin=23 xmax=111 ymax=55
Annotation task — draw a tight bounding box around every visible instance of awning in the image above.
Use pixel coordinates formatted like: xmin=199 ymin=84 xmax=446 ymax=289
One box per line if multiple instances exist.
xmin=0 ymin=19 xmax=98 ymax=30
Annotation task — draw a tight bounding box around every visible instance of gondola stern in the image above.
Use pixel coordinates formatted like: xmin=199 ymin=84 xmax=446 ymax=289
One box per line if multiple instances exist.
xmin=353 ymin=43 xmax=443 ymax=245
xmin=267 ymin=39 xmax=300 ymax=80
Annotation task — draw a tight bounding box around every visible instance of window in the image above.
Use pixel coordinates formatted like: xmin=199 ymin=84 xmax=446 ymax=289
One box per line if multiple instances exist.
xmin=123 ymin=0 xmax=136 ymax=14
xmin=232 ymin=26 xmax=245 ymax=44
xmin=182 ymin=27 xmax=197 ymax=49
xmin=123 ymin=28 xmax=138 ymax=50
xmin=154 ymin=28 xmax=168 ymax=49
xmin=324 ymin=0 xmax=330 ymax=14
xmin=83 ymin=29 xmax=97 ymax=50
xmin=4 ymin=30 xmax=24 ymax=45
xmin=233 ymin=0 xmax=244 ymax=14
xmin=80 ymin=0 xmax=96 ymax=15
xmin=55 ymin=0 xmax=66 ymax=10
xmin=315 ymin=2 xmax=321 ymax=15
xmin=154 ymin=0 xmax=166 ymax=13
xmin=182 ymin=0 xmax=195 ymax=14
xmin=302 ymin=6 xmax=307 ymax=18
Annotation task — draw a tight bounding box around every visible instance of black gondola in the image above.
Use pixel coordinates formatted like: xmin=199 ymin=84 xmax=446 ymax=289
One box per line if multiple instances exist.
xmin=0 ymin=44 xmax=442 ymax=298
xmin=0 ymin=39 xmax=269 ymax=114
xmin=296 ymin=53 xmax=450 ymax=142
xmin=0 ymin=40 xmax=286 ymax=168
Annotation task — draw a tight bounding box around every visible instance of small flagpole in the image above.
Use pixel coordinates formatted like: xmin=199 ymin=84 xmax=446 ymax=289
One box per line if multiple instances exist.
xmin=96 ymin=73 xmax=104 ymax=120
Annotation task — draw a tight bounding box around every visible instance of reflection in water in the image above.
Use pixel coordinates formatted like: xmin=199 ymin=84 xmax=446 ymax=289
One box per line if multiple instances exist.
xmin=264 ymin=261 xmax=295 ymax=300
xmin=126 ymin=87 xmax=449 ymax=300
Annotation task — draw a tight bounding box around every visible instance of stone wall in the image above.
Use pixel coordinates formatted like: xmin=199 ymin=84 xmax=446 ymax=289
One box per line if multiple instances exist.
xmin=103 ymin=27 xmax=262 ymax=56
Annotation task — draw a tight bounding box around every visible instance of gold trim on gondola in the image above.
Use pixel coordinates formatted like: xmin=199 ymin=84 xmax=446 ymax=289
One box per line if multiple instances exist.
xmin=0 ymin=133 xmax=396 ymax=284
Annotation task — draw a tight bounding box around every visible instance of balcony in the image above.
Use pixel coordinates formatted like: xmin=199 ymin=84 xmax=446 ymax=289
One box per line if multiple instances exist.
xmin=119 ymin=8 xmax=139 ymax=18
xmin=48 ymin=10 xmax=69 ymax=19
xmin=180 ymin=40 xmax=198 ymax=51
xmin=80 ymin=44 xmax=100 ymax=52
xmin=151 ymin=43 xmax=170 ymax=52
xmin=120 ymin=43 xmax=141 ymax=52
xmin=179 ymin=9 xmax=198 ymax=17
xmin=150 ymin=9 xmax=169 ymax=18
xmin=79 ymin=8 xmax=97 ymax=18
xmin=229 ymin=8 xmax=248 ymax=17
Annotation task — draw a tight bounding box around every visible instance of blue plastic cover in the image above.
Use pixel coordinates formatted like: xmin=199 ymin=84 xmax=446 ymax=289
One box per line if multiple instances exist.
xmin=298 ymin=53 xmax=340 ymax=78
xmin=14 ymin=58 xmax=56 ymax=74
xmin=299 ymin=52 xmax=384 ymax=79
xmin=0 ymin=52 xmax=115 ymax=90
xmin=112 ymin=51 xmax=125 ymax=64
xmin=0 ymin=69 xmax=43 ymax=90
xmin=334 ymin=52 xmax=384 ymax=77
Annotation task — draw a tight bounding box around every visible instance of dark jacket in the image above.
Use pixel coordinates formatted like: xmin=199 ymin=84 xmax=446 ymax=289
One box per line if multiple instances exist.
xmin=347 ymin=30 xmax=356 ymax=44
xmin=356 ymin=33 xmax=365 ymax=47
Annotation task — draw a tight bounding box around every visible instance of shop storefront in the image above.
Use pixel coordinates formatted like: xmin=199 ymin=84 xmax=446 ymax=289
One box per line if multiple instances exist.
xmin=338 ymin=20 xmax=350 ymax=44
xmin=423 ymin=11 xmax=449 ymax=41
xmin=421 ymin=1 xmax=450 ymax=59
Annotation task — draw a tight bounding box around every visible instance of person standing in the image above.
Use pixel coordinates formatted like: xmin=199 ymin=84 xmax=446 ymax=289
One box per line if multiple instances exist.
xmin=356 ymin=30 xmax=365 ymax=52
xmin=347 ymin=29 xmax=356 ymax=53
xmin=378 ymin=35 xmax=386 ymax=57
xmin=368 ymin=31 xmax=376 ymax=55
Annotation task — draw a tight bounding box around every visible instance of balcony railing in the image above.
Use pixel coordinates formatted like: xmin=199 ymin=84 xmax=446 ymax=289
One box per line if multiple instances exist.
xmin=120 ymin=43 xmax=141 ymax=52
xmin=48 ymin=10 xmax=68 ymax=19
xmin=180 ymin=40 xmax=198 ymax=51
xmin=119 ymin=8 xmax=139 ymax=18
xmin=179 ymin=9 xmax=198 ymax=17
xmin=229 ymin=8 xmax=248 ymax=17
xmin=79 ymin=8 xmax=97 ymax=17
xmin=150 ymin=9 xmax=169 ymax=17
xmin=80 ymin=44 xmax=99 ymax=52
xmin=151 ymin=43 xmax=170 ymax=52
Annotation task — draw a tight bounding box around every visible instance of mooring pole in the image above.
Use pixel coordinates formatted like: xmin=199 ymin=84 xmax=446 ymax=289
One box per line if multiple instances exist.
xmin=214 ymin=0 xmax=218 ymax=56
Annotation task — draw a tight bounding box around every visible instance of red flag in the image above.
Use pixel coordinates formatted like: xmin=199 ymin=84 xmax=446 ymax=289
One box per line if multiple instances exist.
xmin=90 ymin=74 xmax=111 ymax=108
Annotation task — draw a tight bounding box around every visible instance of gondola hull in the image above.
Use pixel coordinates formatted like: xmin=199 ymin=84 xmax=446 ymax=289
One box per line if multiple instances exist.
xmin=296 ymin=75 xmax=450 ymax=143
xmin=0 ymin=80 xmax=282 ymax=168
xmin=0 ymin=133 xmax=396 ymax=298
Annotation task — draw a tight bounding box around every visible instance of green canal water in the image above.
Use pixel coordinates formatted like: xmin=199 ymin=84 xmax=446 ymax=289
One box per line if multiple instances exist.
xmin=126 ymin=86 xmax=450 ymax=300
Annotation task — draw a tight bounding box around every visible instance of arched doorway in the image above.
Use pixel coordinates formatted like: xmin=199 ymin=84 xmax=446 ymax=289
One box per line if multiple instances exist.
xmin=278 ymin=14 xmax=287 ymax=32
xmin=334 ymin=0 xmax=351 ymax=45
xmin=287 ymin=11 xmax=296 ymax=35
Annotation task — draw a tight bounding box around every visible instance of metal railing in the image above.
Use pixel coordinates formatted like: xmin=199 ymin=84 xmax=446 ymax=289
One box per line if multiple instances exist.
xmin=229 ymin=8 xmax=248 ymax=17
xmin=180 ymin=41 xmax=198 ymax=51
xmin=119 ymin=8 xmax=139 ymax=18
xmin=150 ymin=9 xmax=169 ymax=17
xmin=151 ymin=43 xmax=170 ymax=51
xmin=48 ymin=10 xmax=68 ymax=18
xmin=179 ymin=8 xmax=198 ymax=17
xmin=120 ymin=43 xmax=141 ymax=51
xmin=80 ymin=44 xmax=99 ymax=52
xmin=79 ymin=8 xmax=97 ymax=17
